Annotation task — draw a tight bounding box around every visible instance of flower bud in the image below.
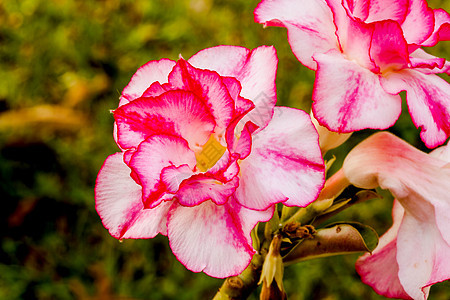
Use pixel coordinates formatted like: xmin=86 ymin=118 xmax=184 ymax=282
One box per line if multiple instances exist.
xmin=310 ymin=112 xmax=351 ymax=153
xmin=259 ymin=235 xmax=286 ymax=300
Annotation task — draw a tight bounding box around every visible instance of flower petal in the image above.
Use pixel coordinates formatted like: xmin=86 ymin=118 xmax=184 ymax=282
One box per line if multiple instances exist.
xmin=396 ymin=212 xmax=437 ymax=299
xmin=382 ymin=69 xmax=450 ymax=148
xmin=343 ymin=131 xmax=450 ymax=245
xmin=114 ymin=90 xmax=215 ymax=150
xmin=325 ymin=0 xmax=377 ymax=70
xmin=342 ymin=0 xmax=370 ymax=21
xmin=226 ymin=119 xmax=258 ymax=160
xmin=254 ymin=0 xmax=337 ymax=70
xmin=176 ymin=174 xmax=239 ymax=206
xmin=430 ymin=140 xmax=450 ymax=163
xmin=312 ymin=50 xmax=402 ymax=133
xmin=95 ymin=153 xmax=171 ymax=239
xmin=400 ymin=0 xmax=434 ymax=45
xmin=356 ymin=201 xmax=412 ymax=299
xmin=370 ymin=20 xmax=409 ymax=72
xmin=236 ymin=107 xmax=325 ymax=210
xmin=168 ymin=59 xmax=235 ymax=131
xmin=345 ymin=132 xmax=450 ymax=298
xmin=424 ymin=226 xmax=450 ymax=291
xmin=120 ymin=59 xmax=176 ymax=106
xmin=421 ymin=8 xmax=450 ymax=46
xmin=357 ymin=239 xmax=410 ymax=299
xmin=160 ymin=164 xmax=193 ymax=193
xmin=167 ymin=198 xmax=274 ymax=278
xmin=189 ymin=45 xmax=278 ymax=129
xmin=409 ymin=49 xmax=448 ymax=74
xmin=360 ymin=0 xmax=408 ymax=23
xmin=128 ymin=135 xmax=196 ymax=208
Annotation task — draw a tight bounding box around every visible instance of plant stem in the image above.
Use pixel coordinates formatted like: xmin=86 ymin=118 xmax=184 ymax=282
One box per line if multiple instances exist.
xmin=212 ymin=240 xmax=270 ymax=300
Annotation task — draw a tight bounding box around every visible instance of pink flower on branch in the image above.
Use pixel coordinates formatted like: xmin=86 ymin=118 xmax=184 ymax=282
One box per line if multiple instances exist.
xmin=255 ymin=0 xmax=450 ymax=148
xmin=343 ymin=132 xmax=450 ymax=299
xmin=95 ymin=46 xmax=325 ymax=278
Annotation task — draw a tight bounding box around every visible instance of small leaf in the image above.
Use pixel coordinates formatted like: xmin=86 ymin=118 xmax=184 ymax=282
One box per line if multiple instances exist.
xmin=320 ymin=198 xmax=351 ymax=214
xmin=264 ymin=207 xmax=280 ymax=240
xmin=251 ymin=224 xmax=260 ymax=251
xmin=280 ymin=205 xmax=298 ymax=222
xmin=283 ymin=198 xmax=333 ymax=225
xmin=313 ymin=190 xmax=381 ymax=226
xmin=325 ymin=155 xmax=336 ymax=175
xmin=283 ymin=223 xmax=379 ymax=265
xmin=331 ymin=222 xmax=379 ymax=251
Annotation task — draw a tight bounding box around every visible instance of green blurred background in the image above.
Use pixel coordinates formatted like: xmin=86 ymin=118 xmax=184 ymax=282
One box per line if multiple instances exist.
xmin=1 ymin=0 xmax=449 ymax=299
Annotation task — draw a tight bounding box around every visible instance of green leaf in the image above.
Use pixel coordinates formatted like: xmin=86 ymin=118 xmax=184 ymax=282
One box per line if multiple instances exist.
xmin=251 ymin=223 xmax=260 ymax=251
xmin=283 ymin=223 xmax=379 ymax=265
xmin=264 ymin=207 xmax=281 ymax=239
xmin=329 ymin=222 xmax=379 ymax=252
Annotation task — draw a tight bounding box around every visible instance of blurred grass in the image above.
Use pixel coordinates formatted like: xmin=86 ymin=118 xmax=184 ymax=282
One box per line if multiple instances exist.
xmin=0 ymin=0 xmax=449 ymax=299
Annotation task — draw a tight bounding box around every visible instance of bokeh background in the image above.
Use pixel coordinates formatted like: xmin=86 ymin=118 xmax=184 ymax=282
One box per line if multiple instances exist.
xmin=1 ymin=0 xmax=449 ymax=299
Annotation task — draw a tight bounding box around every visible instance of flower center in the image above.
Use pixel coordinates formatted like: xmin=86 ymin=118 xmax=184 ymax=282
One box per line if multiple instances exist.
xmin=195 ymin=135 xmax=226 ymax=172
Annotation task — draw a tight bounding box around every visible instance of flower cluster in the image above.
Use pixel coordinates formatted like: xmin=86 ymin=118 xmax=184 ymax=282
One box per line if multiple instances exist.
xmin=256 ymin=0 xmax=450 ymax=148
xmin=95 ymin=0 xmax=450 ymax=298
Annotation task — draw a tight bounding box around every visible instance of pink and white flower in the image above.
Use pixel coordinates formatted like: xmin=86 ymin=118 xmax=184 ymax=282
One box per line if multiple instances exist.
xmin=95 ymin=46 xmax=325 ymax=278
xmin=342 ymin=132 xmax=450 ymax=299
xmin=255 ymin=0 xmax=450 ymax=148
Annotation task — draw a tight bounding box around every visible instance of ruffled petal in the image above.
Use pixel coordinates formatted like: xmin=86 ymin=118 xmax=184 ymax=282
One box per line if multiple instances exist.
xmin=421 ymin=8 xmax=450 ymax=46
xmin=370 ymin=20 xmax=409 ymax=72
xmin=176 ymin=174 xmax=239 ymax=206
xmin=254 ymin=0 xmax=337 ymax=70
xmin=226 ymin=119 xmax=258 ymax=160
xmin=168 ymin=59 xmax=235 ymax=131
xmin=114 ymin=90 xmax=215 ymax=150
xmin=381 ymin=69 xmax=450 ymax=148
xmin=167 ymin=198 xmax=273 ymax=278
xmin=120 ymin=59 xmax=176 ymax=106
xmin=236 ymin=107 xmax=325 ymax=210
xmin=160 ymin=164 xmax=193 ymax=193
xmin=95 ymin=153 xmax=171 ymax=239
xmin=312 ymin=50 xmax=401 ymax=133
xmin=400 ymin=0 xmax=434 ymax=45
xmin=342 ymin=0 xmax=370 ymax=21
xmin=128 ymin=135 xmax=196 ymax=208
xmin=189 ymin=45 xmax=278 ymax=129
xmin=360 ymin=0 xmax=408 ymax=23
xmin=409 ymin=49 xmax=448 ymax=74
xmin=326 ymin=0 xmax=377 ymax=70
xmin=141 ymin=81 xmax=169 ymax=98
xmin=220 ymin=76 xmax=255 ymax=119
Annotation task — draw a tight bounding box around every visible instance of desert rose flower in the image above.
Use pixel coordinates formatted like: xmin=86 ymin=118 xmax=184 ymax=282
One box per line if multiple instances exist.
xmin=255 ymin=0 xmax=450 ymax=148
xmin=95 ymin=45 xmax=325 ymax=278
xmin=342 ymin=132 xmax=450 ymax=299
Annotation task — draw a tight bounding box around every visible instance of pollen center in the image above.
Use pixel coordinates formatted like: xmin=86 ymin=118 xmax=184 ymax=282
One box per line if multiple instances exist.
xmin=195 ymin=135 xmax=226 ymax=172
